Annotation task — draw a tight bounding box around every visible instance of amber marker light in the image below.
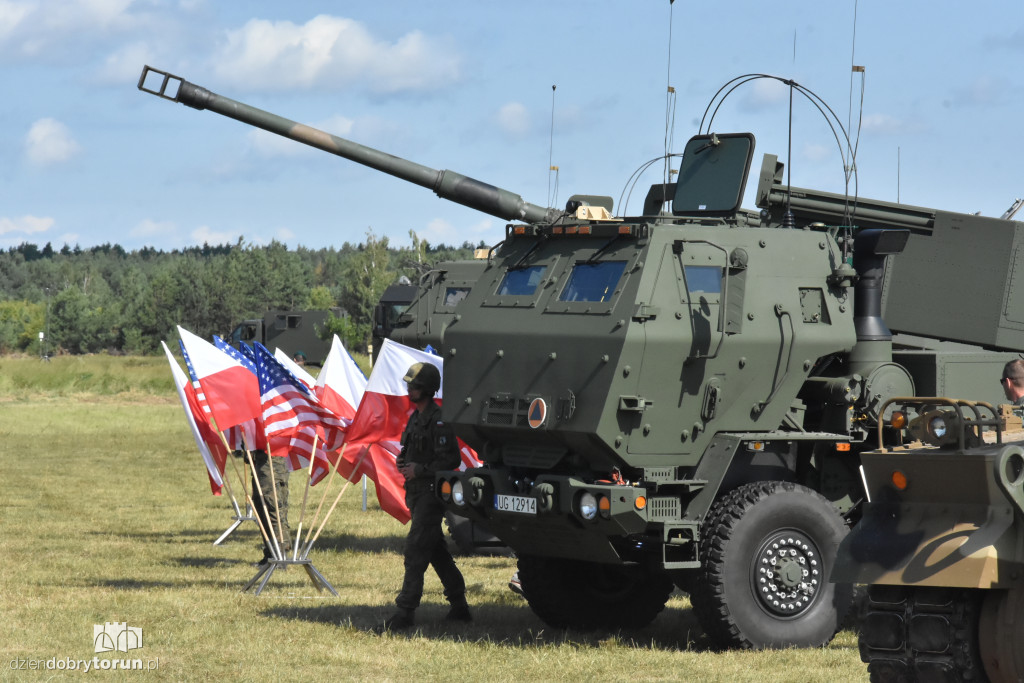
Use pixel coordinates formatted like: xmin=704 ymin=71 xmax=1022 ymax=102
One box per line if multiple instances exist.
xmin=552 ymin=226 xmax=564 ymax=234
xmin=890 ymin=411 xmax=907 ymax=429
xmin=513 ymin=226 xmax=526 ymax=235
xmin=598 ymin=495 xmax=611 ymax=519
xmin=891 ymin=470 xmax=908 ymax=491
xmin=440 ymin=480 xmax=452 ymax=501
xmin=579 ymin=225 xmax=592 ymax=235
xmin=634 ymin=496 xmax=647 ymax=511
xmin=618 ymin=225 xmax=632 ymax=234
xmin=835 ymin=442 xmax=851 ymax=452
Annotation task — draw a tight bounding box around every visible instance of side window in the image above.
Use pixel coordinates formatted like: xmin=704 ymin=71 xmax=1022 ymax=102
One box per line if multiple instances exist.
xmin=559 ymin=261 xmax=627 ymax=303
xmin=443 ymin=287 xmax=471 ymax=307
xmin=497 ymin=266 xmax=545 ymax=296
xmin=684 ymin=265 xmax=723 ymax=295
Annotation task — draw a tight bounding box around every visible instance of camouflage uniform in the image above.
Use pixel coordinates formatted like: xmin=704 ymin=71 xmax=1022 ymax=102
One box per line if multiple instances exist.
xmin=250 ymin=449 xmax=291 ymax=560
xmin=395 ymin=400 xmax=466 ymax=612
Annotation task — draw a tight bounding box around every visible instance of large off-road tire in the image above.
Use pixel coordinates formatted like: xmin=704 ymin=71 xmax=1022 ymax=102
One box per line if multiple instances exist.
xmin=517 ymin=555 xmax=674 ymax=631
xmin=978 ymin=584 xmax=1024 ymax=683
xmin=859 ymin=585 xmax=985 ymax=682
xmin=690 ymin=481 xmax=853 ymax=649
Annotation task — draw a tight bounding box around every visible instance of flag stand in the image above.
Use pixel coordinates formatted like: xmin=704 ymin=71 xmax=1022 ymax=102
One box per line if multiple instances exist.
xmin=241 ymin=557 xmax=338 ymax=596
xmin=212 ymin=499 xmax=256 ymax=546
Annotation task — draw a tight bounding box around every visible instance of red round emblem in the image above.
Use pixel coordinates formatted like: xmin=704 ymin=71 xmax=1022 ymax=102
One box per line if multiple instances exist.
xmin=527 ymin=397 xmax=547 ymax=429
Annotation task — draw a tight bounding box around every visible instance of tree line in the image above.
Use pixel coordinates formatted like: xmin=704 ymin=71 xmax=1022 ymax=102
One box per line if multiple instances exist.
xmin=0 ymin=233 xmax=479 ymax=356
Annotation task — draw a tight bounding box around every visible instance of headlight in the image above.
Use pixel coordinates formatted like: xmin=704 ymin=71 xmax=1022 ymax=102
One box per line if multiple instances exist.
xmin=929 ymin=416 xmax=948 ymax=440
xmin=452 ymin=480 xmax=466 ymax=506
xmin=579 ymin=492 xmax=598 ymax=520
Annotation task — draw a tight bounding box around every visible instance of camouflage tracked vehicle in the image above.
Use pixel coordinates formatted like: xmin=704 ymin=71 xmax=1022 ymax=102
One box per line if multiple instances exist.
xmin=139 ymin=65 xmax=1024 ymax=648
xmin=833 ymin=398 xmax=1024 ymax=681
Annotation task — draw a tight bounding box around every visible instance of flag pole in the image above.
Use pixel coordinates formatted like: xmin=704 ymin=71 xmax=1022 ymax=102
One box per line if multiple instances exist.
xmin=302 ymin=446 xmax=367 ymax=559
xmin=291 ymin=432 xmax=319 ymax=561
xmin=303 ymin=443 xmax=347 ymax=548
xmin=218 ymin=432 xmax=279 ymax=559
xmin=242 ymin=446 xmax=283 ymax=561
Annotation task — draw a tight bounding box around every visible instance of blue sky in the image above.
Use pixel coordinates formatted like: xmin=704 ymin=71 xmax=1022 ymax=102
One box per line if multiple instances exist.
xmin=3 ymin=0 xmax=1023 ymax=252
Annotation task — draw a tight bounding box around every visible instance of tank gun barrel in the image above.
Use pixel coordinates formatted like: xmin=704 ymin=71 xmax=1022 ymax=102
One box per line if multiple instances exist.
xmin=137 ymin=65 xmax=563 ymax=225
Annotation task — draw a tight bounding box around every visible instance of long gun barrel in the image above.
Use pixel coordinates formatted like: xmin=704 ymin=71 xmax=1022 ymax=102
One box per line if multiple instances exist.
xmin=138 ymin=65 xmax=563 ymax=225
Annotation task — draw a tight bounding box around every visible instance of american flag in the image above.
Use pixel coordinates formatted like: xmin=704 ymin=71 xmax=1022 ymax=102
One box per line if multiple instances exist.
xmin=253 ymin=341 xmax=346 ymax=477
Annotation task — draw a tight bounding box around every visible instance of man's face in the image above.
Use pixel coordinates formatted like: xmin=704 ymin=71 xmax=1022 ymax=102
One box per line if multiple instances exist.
xmin=1003 ymin=376 xmax=1023 ymax=402
xmin=407 ymin=383 xmax=426 ymax=403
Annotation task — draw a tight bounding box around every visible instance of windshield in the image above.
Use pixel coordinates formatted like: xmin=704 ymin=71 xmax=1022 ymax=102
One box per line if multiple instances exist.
xmin=497 ymin=266 xmax=545 ymax=296
xmin=559 ymin=261 xmax=627 ymax=303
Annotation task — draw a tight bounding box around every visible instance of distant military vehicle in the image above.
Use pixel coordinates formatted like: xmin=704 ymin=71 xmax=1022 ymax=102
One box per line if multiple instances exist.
xmin=833 ymin=397 xmax=1024 ymax=681
xmin=228 ymin=310 xmax=331 ymax=365
xmin=372 ymin=260 xmax=487 ymax=362
xmin=140 ymin=65 xmax=1024 ymax=648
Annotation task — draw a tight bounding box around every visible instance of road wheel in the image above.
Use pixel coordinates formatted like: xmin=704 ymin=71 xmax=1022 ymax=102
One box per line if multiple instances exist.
xmin=978 ymin=584 xmax=1024 ymax=682
xmin=859 ymin=585 xmax=985 ymax=682
xmin=690 ymin=480 xmax=853 ymax=648
xmin=517 ymin=555 xmax=673 ymax=631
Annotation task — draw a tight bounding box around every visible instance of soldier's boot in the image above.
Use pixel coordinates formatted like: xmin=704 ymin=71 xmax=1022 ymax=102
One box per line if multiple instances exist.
xmin=377 ymin=608 xmax=415 ymax=633
xmin=445 ymin=597 xmax=472 ymax=622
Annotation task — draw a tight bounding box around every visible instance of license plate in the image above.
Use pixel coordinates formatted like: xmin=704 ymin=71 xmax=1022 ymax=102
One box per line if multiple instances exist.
xmin=494 ymin=494 xmax=537 ymax=515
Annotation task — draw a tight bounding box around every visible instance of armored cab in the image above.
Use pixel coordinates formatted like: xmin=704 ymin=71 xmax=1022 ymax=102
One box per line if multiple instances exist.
xmin=832 ymin=398 xmax=1024 ymax=681
xmin=139 ymin=65 xmax=1024 ymax=650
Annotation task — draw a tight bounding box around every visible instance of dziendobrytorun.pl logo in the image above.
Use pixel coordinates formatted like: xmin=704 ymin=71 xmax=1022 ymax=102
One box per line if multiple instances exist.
xmin=8 ymin=621 xmax=160 ymax=672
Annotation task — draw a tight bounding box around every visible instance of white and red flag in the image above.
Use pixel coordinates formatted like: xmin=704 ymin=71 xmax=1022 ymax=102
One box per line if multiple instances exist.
xmin=274 ymin=347 xmax=317 ymax=390
xmin=162 ymin=340 xmax=227 ymax=495
xmin=335 ymin=339 xmax=478 ymax=524
xmin=254 ymin=342 xmax=346 ymax=477
xmin=314 ymin=334 xmax=367 ymax=423
xmin=177 ymin=326 xmax=262 ymax=434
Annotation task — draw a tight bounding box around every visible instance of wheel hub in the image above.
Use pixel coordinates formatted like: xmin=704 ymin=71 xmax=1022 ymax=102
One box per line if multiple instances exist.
xmin=752 ymin=531 xmax=821 ymax=617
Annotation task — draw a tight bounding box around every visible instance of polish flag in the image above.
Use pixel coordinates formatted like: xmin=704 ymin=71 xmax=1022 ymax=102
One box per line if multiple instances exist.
xmin=177 ymin=326 xmax=261 ymax=432
xmin=333 ymin=340 xmax=444 ymax=523
xmin=162 ymin=341 xmax=228 ymax=495
xmin=314 ymin=335 xmax=367 ymax=423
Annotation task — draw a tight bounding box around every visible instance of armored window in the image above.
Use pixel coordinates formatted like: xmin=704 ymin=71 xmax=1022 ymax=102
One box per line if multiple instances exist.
xmin=497 ymin=266 xmax=545 ymax=296
xmin=684 ymin=265 xmax=723 ymax=294
xmin=559 ymin=261 xmax=627 ymax=303
xmin=443 ymin=286 xmax=471 ymax=307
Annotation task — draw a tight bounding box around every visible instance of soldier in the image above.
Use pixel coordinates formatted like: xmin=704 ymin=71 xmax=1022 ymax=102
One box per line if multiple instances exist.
xmin=1001 ymin=359 xmax=1024 ymax=405
xmin=379 ymin=362 xmax=470 ymax=631
xmin=251 ymin=449 xmax=291 ymax=565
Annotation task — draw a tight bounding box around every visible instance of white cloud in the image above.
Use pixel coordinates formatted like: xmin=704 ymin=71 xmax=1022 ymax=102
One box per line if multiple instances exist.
xmin=276 ymin=227 xmax=295 ymax=242
xmin=130 ymin=218 xmax=174 ymax=238
xmin=0 ymin=214 xmax=54 ymax=235
xmin=0 ymin=0 xmax=141 ymax=59
xmin=739 ymin=78 xmax=788 ymax=112
xmin=801 ymin=143 xmax=831 ymax=163
xmin=211 ymin=15 xmax=461 ymax=94
xmin=25 ymin=118 xmax=81 ymax=166
xmin=95 ymin=40 xmax=155 ymax=83
xmin=496 ymin=102 xmax=530 ymax=137
xmin=420 ymin=217 xmax=493 ymax=246
xmin=191 ymin=225 xmax=240 ymax=245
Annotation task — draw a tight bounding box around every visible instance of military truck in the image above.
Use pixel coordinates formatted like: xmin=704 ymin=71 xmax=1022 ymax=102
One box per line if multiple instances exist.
xmin=228 ymin=310 xmax=332 ymax=365
xmin=832 ymin=398 xmax=1024 ymax=681
xmin=372 ymin=259 xmax=487 ymax=362
xmin=139 ymin=65 xmax=1024 ymax=648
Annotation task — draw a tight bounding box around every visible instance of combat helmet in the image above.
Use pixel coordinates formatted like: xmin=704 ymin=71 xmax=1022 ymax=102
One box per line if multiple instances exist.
xmin=404 ymin=362 xmax=441 ymax=394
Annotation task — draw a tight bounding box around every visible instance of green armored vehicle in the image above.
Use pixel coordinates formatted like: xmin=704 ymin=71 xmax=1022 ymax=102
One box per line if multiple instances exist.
xmin=833 ymin=398 xmax=1024 ymax=681
xmin=139 ymin=66 xmax=1024 ymax=648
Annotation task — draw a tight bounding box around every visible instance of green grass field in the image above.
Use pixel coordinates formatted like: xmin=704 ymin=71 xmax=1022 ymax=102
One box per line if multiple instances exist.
xmin=0 ymin=356 xmax=867 ymax=681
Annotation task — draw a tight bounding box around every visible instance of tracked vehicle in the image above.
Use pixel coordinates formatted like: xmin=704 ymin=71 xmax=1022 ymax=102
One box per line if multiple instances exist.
xmin=139 ymin=65 xmax=1024 ymax=648
xmin=833 ymin=398 xmax=1024 ymax=681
